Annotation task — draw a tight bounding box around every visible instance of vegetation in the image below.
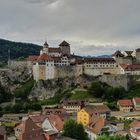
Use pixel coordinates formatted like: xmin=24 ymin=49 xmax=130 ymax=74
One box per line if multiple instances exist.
xmin=62 ymin=119 xmax=89 ymax=140
xmin=0 ymin=84 xmax=11 ymax=104
xmin=69 ymin=90 xmax=93 ymax=100
xmin=0 ymin=38 xmax=41 ymax=64
xmin=97 ymin=134 xmax=130 ymax=140
xmin=15 ymin=79 xmax=35 ymax=100
xmin=40 ymin=89 xmax=72 ymax=105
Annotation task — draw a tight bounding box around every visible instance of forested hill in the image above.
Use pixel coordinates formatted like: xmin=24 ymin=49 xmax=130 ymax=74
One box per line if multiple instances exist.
xmin=0 ymin=38 xmax=41 ymax=62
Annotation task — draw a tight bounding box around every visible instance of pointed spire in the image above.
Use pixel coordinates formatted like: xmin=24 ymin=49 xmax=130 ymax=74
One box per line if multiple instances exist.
xmin=44 ymin=41 xmax=49 ymax=47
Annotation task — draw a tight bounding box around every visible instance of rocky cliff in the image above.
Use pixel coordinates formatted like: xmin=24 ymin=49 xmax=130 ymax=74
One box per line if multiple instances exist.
xmin=29 ymin=75 xmax=97 ymax=100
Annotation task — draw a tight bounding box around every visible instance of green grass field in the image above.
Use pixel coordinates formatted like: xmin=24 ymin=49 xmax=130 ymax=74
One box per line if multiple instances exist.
xmin=69 ymin=90 xmax=93 ymax=100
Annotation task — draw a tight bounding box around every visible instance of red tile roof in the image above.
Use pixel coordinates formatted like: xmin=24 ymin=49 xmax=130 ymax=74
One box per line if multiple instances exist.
xmin=15 ymin=117 xmax=47 ymax=140
xmin=133 ymin=97 xmax=140 ymax=104
xmin=37 ymin=53 xmax=53 ymax=61
xmin=30 ymin=115 xmax=47 ymax=124
xmin=120 ymin=64 xmax=140 ymax=71
xmin=87 ymin=117 xmax=105 ymax=134
xmin=27 ymin=55 xmax=39 ymax=61
xmin=47 ymin=114 xmax=64 ymax=132
xmin=131 ymin=120 xmax=140 ymax=128
xmin=118 ymin=99 xmax=133 ymax=106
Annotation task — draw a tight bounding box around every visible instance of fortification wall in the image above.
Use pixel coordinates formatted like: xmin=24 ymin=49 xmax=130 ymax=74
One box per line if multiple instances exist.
xmin=54 ymin=65 xmax=83 ymax=79
xmin=99 ymin=74 xmax=132 ymax=90
xmin=84 ymin=67 xmax=120 ymax=76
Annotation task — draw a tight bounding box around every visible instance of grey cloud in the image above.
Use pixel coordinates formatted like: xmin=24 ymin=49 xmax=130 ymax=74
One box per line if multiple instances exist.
xmin=0 ymin=0 xmax=140 ymax=55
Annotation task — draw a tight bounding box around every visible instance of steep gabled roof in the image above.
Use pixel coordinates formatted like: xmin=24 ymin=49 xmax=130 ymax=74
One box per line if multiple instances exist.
xmin=47 ymin=114 xmax=64 ymax=132
xmin=15 ymin=117 xmax=40 ymax=133
xmin=59 ymin=41 xmax=70 ymax=46
xmin=87 ymin=117 xmax=105 ymax=134
xmin=112 ymin=50 xmax=124 ymax=57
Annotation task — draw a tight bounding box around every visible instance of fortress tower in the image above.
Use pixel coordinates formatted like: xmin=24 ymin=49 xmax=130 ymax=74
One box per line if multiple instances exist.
xmin=59 ymin=40 xmax=71 ymax=56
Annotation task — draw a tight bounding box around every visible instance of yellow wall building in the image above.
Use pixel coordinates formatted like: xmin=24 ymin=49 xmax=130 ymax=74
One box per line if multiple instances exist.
xmin=77 ymin=108 xmax=91 ymax=126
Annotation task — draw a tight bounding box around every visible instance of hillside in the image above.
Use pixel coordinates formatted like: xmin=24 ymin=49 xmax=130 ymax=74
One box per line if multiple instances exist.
xmin=0 ymin=38 xmax=41 ymax=64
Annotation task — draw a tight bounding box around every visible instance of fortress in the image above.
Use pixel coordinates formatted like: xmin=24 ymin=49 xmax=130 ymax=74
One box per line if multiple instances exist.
xmin=26 ymin=41 xmax=140 ymax=81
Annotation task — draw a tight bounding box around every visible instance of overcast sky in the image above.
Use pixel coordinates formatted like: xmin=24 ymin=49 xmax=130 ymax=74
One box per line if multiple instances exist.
xmin=0 ymin=0 xmax=140 ymax=55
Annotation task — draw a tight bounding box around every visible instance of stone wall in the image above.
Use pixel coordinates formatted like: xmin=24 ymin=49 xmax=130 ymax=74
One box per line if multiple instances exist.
xmin=99 ymin=74 xmax=132 ymax=90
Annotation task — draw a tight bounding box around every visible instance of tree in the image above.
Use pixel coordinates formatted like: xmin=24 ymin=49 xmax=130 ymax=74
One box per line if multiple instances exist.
xmin=88 ymin=82 xmax=105 ymax=98
xmin=62 ymin=119 xmax=89 ymax=140
xmin=97 ymin=135 xmax=130 ymax=140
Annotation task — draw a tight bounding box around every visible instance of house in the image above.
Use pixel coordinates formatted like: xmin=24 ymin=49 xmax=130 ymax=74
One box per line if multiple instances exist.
xmin=133 ymin=97 xmax=140 ymax=111
xmin=77 ymin=105 xmax=111 ymax=126
xmin=117 ymin=99 xmax=133 ymax=112
xmin=42 ymin=114 xmax=64 ymax=133
xmin=0 ymin=126 xmax=7 ymax=140
xmin=119 ymin=64 xmax=140 ymax=75
xmin=14 ymin=117 xmax=47 ymax=140
xmin=63 ymin=100 xmax=85 ymax=113
xmin=30 ymin=115 xmax=47 ymax=127
xmin=130 ymin=120 xmax=140 ymax=140
xmin=85 ymin=117 xmax=105 ymax=140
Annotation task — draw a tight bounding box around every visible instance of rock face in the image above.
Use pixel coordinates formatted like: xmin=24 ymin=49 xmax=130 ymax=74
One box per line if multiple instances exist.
xmin=0 ymin=66 xmax=32 ymax=93
xmin=29 ymin=75 xmax=97 ymax=100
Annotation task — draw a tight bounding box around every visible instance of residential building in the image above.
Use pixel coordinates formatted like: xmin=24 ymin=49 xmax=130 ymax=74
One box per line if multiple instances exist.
xmin=133 ymin=97 xmax=140 ymax=111
xmin=119 ymin=64 xmax=140 ymax=75
xmin=117 ymin=99 xmax=133 ymax=112
xmin=63 ymin=100 xmax=85 ymax=113
xmin=14 ymin=117 xmax=46 ymax=140
xmin=130 ymin=120 xmax=140 ymax=140
xmin=42 ymin=114 xmax=64 ymax=133
xmin=85 ymin=117 xmax=105 ymax=140
xmin=111 ymin=111 xmax=140 ymax=120
xmin=0 ymin=126 xmax=7 ymax=140
xmin=77 ymin=104 xmax=111 ymax=126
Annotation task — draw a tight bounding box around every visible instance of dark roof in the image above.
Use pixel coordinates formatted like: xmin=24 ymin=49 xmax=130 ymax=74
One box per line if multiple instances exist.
xmin=84 ymin=105 xmax=111 ymax=115
xmin=84 ymin=58 xmax=116 ymax=63
xmin=63 ymin=100 xmax=82 ymax=106
xmin=112 ymin=50 xmax=124 ymax=57
xmin=136 ymin=48 xmax=140 ymax=52
xmin=59 ymin=41 xmax=70 ymax=46
xmin=44 ymin=41 xmax=49 ymax=46
xmin=125 ymin=51 xmax=133 ymax=56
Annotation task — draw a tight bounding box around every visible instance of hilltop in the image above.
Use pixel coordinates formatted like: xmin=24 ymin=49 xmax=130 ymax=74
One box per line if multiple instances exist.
xmin=0 ymin=38 xmax=41 ymax=65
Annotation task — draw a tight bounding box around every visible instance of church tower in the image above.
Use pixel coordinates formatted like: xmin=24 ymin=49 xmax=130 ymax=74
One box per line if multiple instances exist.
xmin=40 ymin=41 xmax=49 ymax=55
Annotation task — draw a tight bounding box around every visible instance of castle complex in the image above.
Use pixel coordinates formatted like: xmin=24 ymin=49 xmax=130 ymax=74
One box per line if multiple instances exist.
xmin=27 ymin=41 xmax=140 ymax=81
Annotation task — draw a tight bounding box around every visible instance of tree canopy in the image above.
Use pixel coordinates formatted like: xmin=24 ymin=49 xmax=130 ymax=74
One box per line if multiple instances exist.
xmin=62 ymin=119 xmax=89 ymax=140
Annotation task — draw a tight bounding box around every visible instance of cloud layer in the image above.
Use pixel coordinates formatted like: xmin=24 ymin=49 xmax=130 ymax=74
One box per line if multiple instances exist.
xmin=0 ymin=0 xmax=140 ymax=55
